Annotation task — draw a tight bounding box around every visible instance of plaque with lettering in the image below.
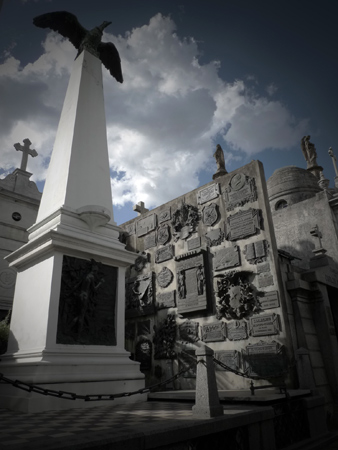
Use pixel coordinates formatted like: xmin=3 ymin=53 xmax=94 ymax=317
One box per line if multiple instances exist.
xmin=202 ymin=203 xmax=218 ymax=226
xmin=226 ymin=208 xmax=261 ymax=241
xmin=197 ymin=183 xmax=220 ymax=204
xmin=214 ymin=350 xmax=240 ymax=371
xmin=213 ymin=246 xmax=240 ymax=271
xmin=201 ymin=321 xmax=225 ymax=342
xmin=157 ymin=267 xmax=173 ymax=288
xmin=187 ymin=236 xmax=201 ymax=251
xmin=124 ymin=222 xmax=135 ymax=236
xmin=205 ymin=228 xmax=224 ymax=247
xmin=157 ymin=224 xmax=170 ymax=245
xmin=158 ymin=207 xmax=171 ymax=223
xmin=257 ymin=262 xmax=270 ymax=273
xmin=227 ymin=320 xmax=248 ymax=341
xmin=144 ymin=231 xmax=157 ymax=249
xmin=155 ymin=245 xmax=174 ymax=264
xmin=175 ymin=250 xmax=208 ymax=313
xmin=244 ymin=240 xmax=268 ymax=264
xmin=260 ymin=291 xmax=280 ymax=310
xmin=224 ymin=174 xmax=257 ymax=211
xmin=179 ymin=319 xmax=199 ymax=343
xmin=249 ymin=313 xmax=279 ymax=336
xmin=136 ymin=214 xmax=157 ymax=237
xmin=243 ymin=340 xmax=287 ymax=378
xmin=156 ymin=291 xmax=176 ymax=310
xmin=258 ymin=272 xmax=274 ymax=288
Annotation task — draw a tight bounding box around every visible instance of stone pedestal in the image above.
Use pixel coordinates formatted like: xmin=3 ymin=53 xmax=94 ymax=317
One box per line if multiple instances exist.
xmin=192 ymin=345 xmax=223 ymax=418
xmin=0 ymin=50 xmax=145 ymax=412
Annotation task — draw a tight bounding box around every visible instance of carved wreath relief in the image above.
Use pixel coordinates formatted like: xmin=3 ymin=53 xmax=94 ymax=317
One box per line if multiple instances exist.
xmin=171 ymin=202 xmax=199 ymax=241
xmin=224 ymin=173 xmax=257 ymax=211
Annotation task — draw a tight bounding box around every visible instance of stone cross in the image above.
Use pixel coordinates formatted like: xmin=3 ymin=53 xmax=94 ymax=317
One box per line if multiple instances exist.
xmin=133 ymin=201 xmax=149 ymax=216
xmin=14 ymin=138 xmax=38 ymax=171
xmin=328 ymin=147 xmax=338 ymax=177
xmin=310 ymin=224 xmax=327 ymax=255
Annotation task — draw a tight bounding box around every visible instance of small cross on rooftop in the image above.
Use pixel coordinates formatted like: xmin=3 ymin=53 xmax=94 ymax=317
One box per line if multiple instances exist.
xmin=13 ymin=138 xmax=38 ymax=171
xmin=133 ymin=201 xmax=149 ymax=216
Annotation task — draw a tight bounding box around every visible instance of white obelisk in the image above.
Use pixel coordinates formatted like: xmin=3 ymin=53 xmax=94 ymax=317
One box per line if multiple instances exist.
xmin=0 ymin=50 xmax=145 ymax=412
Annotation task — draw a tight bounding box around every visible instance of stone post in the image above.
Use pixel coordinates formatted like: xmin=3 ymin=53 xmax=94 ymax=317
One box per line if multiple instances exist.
xmin=296 ymin=347 xmax=316 ymax=391
xmin=192 ymin=345 xmax=223 ymax=418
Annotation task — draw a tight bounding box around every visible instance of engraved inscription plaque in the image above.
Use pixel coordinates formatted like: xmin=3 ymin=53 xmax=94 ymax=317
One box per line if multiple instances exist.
xmin=224 ymin=174 xmax=257 ymax=211
xmin=244 ymin=240 xmax=268 ymax=264
xmin=156 ymin=291 xmax=176 ymax=309
xmin=137 ymin=214 xmax=157 ymax=237
xmin=179 ymin=319 xmax=199 ymax=343
xmin=202 ymin=203 xmax=218 ymax=226
xmin=124 ymin=222 xmax=135 ymax=236
xmin=243 ymin=340 xmax=287 ymax=378
xmin=144 ymin=231 xmax=157 ymax=249
xmin=249 ymin=313 xmax=279 ymax=336
xmin=187 ymin=236 xmax=201 ymax=251
xmin=257 ymin=262 xmax=270 ymax=273
xmin=197 ymin=183 xmax=220 ymax=204
xmin=215 ymin=350 xmax=240 ymax=371
xmin=260 ymin=291 xmax=280 ymax=310
xmin=226 ymin=208 xmax=261 ymax=241
xmin=213 ymin=246 xmax=240 ymax=271
xmin=155 ymin=245 xmax=174 ymax=264
xmin=159 ymin=207 xmax=171 ymax=223
xmin=227 ymin=320 xmax=248 ymax=340
xmin=201 ymin=321 xmax=225 ymax=342
xmin=258 ymin=272 xmax=274 ymax=287
xmin=205 ymin=228 xmax=224 ymax=247
xmin=157 ymin=267 xmax=173 ymax=288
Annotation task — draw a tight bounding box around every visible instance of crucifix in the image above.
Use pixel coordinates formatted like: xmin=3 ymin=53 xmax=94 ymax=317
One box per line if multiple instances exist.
xmin=133 ymin=201 xmax=149 ymax=216
xmin=14 ymin=138 xmax=38 ymax=171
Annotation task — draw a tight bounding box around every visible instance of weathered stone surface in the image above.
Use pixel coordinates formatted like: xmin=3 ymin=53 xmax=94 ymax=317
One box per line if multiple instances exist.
xmin=243 ymin=340 xmax=287 ymax=378
xmin=156 ymin=291 xmax=176 ymax=309
xmin=126 ymin=272 xmax=154 ymax=318
xmin=157 ymin=267 xmax=173 ymax=288
xmin=124 ymin=222 xmax=135 ymax=235
xmin=205 ymin=228 xmax=224 ymax=247
xmin=197 ymin=183 xmax=220 ymax=204
xmin=155 ymin=245 xmax=174 ymax=263
xmin=202 ymin=203 xmax=218 ymax=226
xmin=224 ymin=173 xmax=257 ymax=211
xmin=244 ymin=240 xmax=268 ymax=264
xmin=179 ymin=319 xmax=199 ymax=343
xmin=157 ymin=224 xmax=170 ymax=245
xmin=136 ymin=213 xmax=157 ymax=237
xmin=226 ymin=208 xmax=261 ymax=241
xmin=214 ymin=350 xmax=240 ymax=371
xmin=201 ymin=321 xmax=225 ymax=342
xmin=260 ymin=291 xmax=280 ymax=310
xmin=213 ymin=246 xmax=240 ymax=271
xmin=258 ymin=272 xmax=274 ymax=287
xmin=144 ymin=231 xmax=157 ymax=249
xmin=257 ymin=261 xmax=270 ymax=273
xmin=227 ymin=320 xmax=248 ymax=341
xmin=187 ymin=236 xmax=201 ymax=251
xmin=158 ymin=207 xmax=171 ymax=223
xmin=249 ymin=313 xmax=279 ymax=336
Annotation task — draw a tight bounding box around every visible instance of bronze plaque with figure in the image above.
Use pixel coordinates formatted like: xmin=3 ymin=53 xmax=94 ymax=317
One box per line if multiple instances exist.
xmin=57 ymin=255 xmax=117 ymax=345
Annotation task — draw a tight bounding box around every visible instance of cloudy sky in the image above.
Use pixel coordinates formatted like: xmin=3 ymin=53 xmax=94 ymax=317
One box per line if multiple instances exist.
xmin=0 ymin=0 xmax=337 ymax=224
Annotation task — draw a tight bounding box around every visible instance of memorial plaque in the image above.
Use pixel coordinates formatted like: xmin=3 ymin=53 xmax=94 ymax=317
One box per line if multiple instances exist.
xmin=226 ymin=208 xmax=261 ymax=241
xmin=214 ymin=350 xmax=240 ymax=371
xmin=175 ymin=250 xmax=208 ymax=313
xmin=224 ymin=174 xmax=257 ymax=211
xmin=159 ymin=207 xmax=171 ymax=223
xmin=201 ymin=321 xmax=225 ymax=342
xmin=260 ymin=291 xmax=280 ymax=310
xmin=136 ymin=213 xmax=157 ymax=237
xmin=137 ymin=320 xmax=151 ymax=336
xmin=205 ymin=228 xmax=224 ymax=247
xmin=155 ymin=245 xmax=174 ymax=264
xmin=244 ymin=240 xmax=268 ymax=264
xmin=258 ymin=272 xmax=274 ymax=288
xmin=187 ymin=236 xmax=201 ymax=251
xmin=249 ymin=313 xmax=279 ymax=336
xmin=179 ymin=319 xmax=199 ymax=343
xmin=257 ymin=262 xmax=270 ymax=273
xmin=157 ymin=267 xmax=173 ymax=288
xmin=125 ymin=272 xmax=154 ymax=318
xmin=202 ymin=203 xmax=218 ymax=226
xmin=124 ymin=222 xmax=135 ymax=236
xmin=213 ymin=246 xmax=240 ymax=271
xmin=243 ymin=340 xmax=287 ymax=378
xmin=227 ymin=320 xmax=248 ymax=340
xmin=156 ymin=291 xmax=176 ymax=309
xmin=197 ymin=183 xmax=220 ymax=204
xmin=157 ymin=224 xmax=170 ymax=245
xmin=144 ymin=231 xmax=157 ymax=249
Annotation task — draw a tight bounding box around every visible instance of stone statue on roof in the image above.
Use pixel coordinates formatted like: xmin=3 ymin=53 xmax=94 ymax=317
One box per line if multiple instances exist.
xmin=301 ymin=135 xmax=318 ymax=168
xmin=212 ymin=144 xmax=228 ymax=180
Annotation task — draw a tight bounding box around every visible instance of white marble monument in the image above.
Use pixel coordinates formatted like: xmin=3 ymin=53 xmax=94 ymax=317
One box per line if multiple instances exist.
xmin=0 ymin=49 xmax=144 ymax=412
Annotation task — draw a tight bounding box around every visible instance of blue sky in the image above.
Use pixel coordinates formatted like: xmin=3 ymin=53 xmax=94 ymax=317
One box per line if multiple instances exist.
xmin=0 ymin=0 xmax=337 ymax=225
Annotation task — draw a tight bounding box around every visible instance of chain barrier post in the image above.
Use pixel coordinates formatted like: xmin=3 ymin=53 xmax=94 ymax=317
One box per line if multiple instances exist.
xmin=192 ymin=345 xmax=223 ymax=418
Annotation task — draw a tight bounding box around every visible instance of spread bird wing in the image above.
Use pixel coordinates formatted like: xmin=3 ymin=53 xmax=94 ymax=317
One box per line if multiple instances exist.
xmin=98 ymin=42 xmax=123 ymax=83
xmin=33 ymin=11 xmax=87 ymax=49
